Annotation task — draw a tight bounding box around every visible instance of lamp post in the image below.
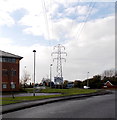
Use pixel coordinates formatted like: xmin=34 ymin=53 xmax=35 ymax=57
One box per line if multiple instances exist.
xmin=11 ymin=68 xmax=15 ymax=98
xmin=33 ymin=50 xmax=36 ymax=96
xmin=50 ymin=64 xmax=52 ymax=88
xmin=87 ymin=72 xmax=89 ymax=87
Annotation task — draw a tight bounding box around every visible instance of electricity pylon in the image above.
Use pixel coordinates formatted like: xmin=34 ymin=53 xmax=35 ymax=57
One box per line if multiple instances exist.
xmin=51 ymin=44 xmax=67 ymax=84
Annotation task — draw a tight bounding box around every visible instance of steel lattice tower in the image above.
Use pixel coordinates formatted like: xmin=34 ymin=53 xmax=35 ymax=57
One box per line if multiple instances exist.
xmin=51 ymin=44 xmax=67 ymax=79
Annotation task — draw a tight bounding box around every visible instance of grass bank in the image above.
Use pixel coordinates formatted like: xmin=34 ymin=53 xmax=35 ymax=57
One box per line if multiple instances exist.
xmin=1 ymin=88 xmax=99 ymax=105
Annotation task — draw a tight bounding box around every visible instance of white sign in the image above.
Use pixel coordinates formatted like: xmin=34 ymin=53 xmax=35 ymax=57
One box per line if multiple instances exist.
xmin=54 ymin=77 xmax=63 ymax=83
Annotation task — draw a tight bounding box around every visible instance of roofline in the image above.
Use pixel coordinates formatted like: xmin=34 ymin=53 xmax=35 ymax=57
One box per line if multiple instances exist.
xmin=105 ymin=81 xmax=113 ymax=86
xmin=0 ymin=50 xmax=23 ymax=60
xmin=0 ymin=56 xmax=23 ymax=59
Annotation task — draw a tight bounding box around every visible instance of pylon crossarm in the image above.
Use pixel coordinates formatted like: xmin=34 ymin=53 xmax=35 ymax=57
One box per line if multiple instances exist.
xmin=51 ymin=52 xmax=58 ymax=56
xmin=60 ymin=52 xmax=67 ymax=56
xmin=61 ymin=58 xmax=66 ymax=62
xmin=53 ymin=58 xmax=58 ymax=62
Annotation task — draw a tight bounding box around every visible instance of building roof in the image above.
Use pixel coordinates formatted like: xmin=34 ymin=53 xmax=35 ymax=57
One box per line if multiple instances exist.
xmin=0 ymin=50 xmax=23 ymax=59
xmin=104 ymin=81 xmax=113 ymax=86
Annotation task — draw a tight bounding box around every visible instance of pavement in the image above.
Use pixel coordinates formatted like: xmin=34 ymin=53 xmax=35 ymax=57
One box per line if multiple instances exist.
xmin=1 ymin=93 xmax=61 ymax=97
xmin=1 ymin=90 xmax=113 ymax=114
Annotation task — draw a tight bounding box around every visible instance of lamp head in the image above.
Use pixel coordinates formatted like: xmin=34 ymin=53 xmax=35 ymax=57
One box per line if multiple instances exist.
xmin=33 ymin=50 xmax=36 ymax=52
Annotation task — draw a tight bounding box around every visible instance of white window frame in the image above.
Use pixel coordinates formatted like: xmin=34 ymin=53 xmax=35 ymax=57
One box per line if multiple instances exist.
xmin=11 ymin=83 xmax=16 ymax=89
xmin=2 ymin=83 xmax=7 ymax=89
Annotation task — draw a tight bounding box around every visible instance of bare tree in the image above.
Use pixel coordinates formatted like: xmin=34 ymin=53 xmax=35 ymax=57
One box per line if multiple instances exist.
xmin=21 ymin=69 xmax=31 ymax=88
xmin=101 ymin=68 xmax=116 ymax=78
xmin=41 ymin=77 xmax=50 ymax=86
xmin=115 ymin=68 xmax=117 ymax=77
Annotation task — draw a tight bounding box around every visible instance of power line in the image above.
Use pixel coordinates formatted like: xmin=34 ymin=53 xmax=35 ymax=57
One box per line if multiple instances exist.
xmin=41 ymin=0 xmax=50 ymax=40
xmin=76 ymin=1 xmax=96 ymax=41
xmin=70 ymin=0 xmax=81 ymax=33
xmin=48 ymin=0 xmax=53 ymax=46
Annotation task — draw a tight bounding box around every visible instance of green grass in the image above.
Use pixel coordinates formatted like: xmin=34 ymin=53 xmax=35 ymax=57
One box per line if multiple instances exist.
xmin=24 ymin=88 xmax=34 ymax=93
xmin=1 ymin=88 xmax=99 ymax=105
xmin=1 ymin=94 xmax=62 ymax=105
xmin=40 ymin=88 xmax=98 ymax=95
xmin=25 ymin=87 xmax=98 ymax=94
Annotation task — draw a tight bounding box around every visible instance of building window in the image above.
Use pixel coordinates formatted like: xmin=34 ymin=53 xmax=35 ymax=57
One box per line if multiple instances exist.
xmin=2 ymin=58 xmax=7 ymax=62
xmin=2 ymin=57 xmax=16 ymax=63
xmin=11 ymin=70 xmax=16 ymax=76
xmin=2 ymin=69 xmax=8 ymax=76
xmin=2 ymin=69 xmax=17 ymax=76
xmin=11 ymin=83 xmax=16 ymax=89
xmin=2 ymin=83 xmax=7 ymax=89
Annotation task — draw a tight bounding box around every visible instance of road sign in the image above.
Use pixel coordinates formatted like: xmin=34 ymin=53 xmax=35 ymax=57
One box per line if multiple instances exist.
xmin=54 ymin=77 xmax=63 ymax=84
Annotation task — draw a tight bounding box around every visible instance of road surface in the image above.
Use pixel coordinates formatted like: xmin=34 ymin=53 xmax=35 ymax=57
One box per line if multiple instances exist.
xmin=3 ymin=93 xmax=115 ymax=118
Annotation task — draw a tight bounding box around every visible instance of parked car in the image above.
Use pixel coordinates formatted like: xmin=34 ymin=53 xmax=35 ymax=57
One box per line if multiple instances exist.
xmin=83 ymin=86 xmax=90 ymax=89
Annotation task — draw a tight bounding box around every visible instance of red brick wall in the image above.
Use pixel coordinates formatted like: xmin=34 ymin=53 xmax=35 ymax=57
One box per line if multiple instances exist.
xmin=105 ymin=82 xmax=112 ymax=87
xmin=1 ymin=59 xmax=20 ymax=91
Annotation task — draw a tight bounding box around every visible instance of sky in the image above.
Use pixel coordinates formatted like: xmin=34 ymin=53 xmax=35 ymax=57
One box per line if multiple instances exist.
xmin=0 ymin=0 xmax=115 ymax=83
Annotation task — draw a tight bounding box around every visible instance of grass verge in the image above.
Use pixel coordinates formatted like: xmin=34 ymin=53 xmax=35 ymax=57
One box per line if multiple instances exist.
xmin=1 ymin=88 xmax=99 ymax=105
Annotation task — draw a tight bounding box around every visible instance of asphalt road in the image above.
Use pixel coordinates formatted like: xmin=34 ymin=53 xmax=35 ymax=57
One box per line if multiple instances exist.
xmin=3 ymin=93 xmax=115 ymax=119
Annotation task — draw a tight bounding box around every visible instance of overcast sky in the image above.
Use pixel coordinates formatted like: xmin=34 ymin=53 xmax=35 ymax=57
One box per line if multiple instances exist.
xmin=0 ymin=0 xmax=115 ymax=83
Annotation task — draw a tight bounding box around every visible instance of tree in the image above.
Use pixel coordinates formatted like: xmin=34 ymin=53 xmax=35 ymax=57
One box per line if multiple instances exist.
xmin=101 ymin=69 xmax=117 ymax=86
xmin=41 ymin=77 xmax=50 ymax=86
xmin=63 ymin=80 xmax=68 ymax=88
xmin=21 ymin=70 xmax=31 ymax=88
xmin=102 ymin=69 xmax=115 ymax=78
xmin=91 ymin=75 xmax=102 ymax=89
xmin=83 ymin=75 xmax=102 ymax=89
xmin=74 ymin=80 xmax=83 ymax=88
xmin=102 ymin=76 xmax=117 ymax=86
xmin=115 ymin=69 xmax=117 ymax=77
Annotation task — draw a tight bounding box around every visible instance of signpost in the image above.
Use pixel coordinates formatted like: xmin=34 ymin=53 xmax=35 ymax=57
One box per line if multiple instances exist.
xmin=54 ymin=77 xmax=63 ymax=84
xmin=11 ymin=81 xmax=15 ymax=98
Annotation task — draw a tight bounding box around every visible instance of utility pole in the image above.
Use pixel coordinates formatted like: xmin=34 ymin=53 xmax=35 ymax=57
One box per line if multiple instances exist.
xmin=51 ymin=44 xmax=67 ymax=86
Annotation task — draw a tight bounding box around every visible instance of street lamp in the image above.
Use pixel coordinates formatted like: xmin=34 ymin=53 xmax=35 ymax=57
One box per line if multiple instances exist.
xmin=87 ymin=72 xmax=89 ymax=87
xmin=33 ymin=50 xmax=36 ymax=96
xmin=50 ymin=64 xmax=53 ymax=88
xmin=11 ymin=68 xmax=15 ymax=98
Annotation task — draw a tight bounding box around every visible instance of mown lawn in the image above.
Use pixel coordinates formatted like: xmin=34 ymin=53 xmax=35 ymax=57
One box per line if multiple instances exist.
xmin=40 ymin=88 xmax=98 ymax=95
xmin=1 ymin=88 xmax=99 ymax=105
xmin=1 ymin=94 xmax=62 ymax=105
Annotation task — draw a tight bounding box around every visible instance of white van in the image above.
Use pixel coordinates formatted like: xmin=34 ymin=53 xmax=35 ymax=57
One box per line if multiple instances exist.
xmin=83 ymin=86 xmax=90 ymax=89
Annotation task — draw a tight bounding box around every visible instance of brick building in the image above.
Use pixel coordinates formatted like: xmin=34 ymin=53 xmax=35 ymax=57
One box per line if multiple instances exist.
xmin=102 ymin=81 xmax=117 ymax=89
xmin=0 ymin=50 xmax=23 ymax=91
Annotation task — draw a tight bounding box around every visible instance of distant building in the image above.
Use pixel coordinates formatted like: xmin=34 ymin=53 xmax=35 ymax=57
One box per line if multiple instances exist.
xmin=104 ymin=81 xmax=113 ymax=87
xmin=0 ymin=50 xmax=23 ymax=91
xmin=103 ymin=81 xmax=113 ymax=88
xmin=102 ymin=81 xmax=117 ymax=89
xmin=67 ymin=82 xmax=74 ymax=88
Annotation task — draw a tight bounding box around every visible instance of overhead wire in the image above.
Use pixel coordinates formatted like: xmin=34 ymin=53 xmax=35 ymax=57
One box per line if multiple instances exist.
xmin=41 ymin=0 xmax=95 ymax=46
xmin=48 ymin=0 xmax=54 ymax=65
xmin=70 ymin=0 xmax=80 ymax=34
xmin=76 ymin=0 xmax=96 ymax=41
xmin=76 ymin=2 xmax=93 ymax=39
xmin=41 ymin=0 xmax=50 ymax=41
xmin=41 ymin=0 xmax=53 ymax=77
xmin=49 ymin=0 xmax=54 ymax=46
